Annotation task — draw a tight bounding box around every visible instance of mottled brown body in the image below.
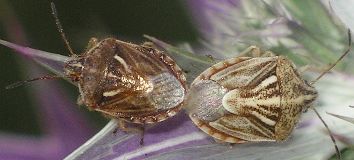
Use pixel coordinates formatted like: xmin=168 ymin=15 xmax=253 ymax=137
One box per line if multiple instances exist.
xmin=184 ymin=47 xmax=318 ymax=143
xmin=65 ymin=38 xmax=186 ymax=124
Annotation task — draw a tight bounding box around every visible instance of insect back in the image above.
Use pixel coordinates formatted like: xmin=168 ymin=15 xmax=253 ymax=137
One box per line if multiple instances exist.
xmin=183 ymin=46 xmax=339 ymax=143
xmin=49 ymin=0 xmax=187 ymax=125
xmin=65 ymin=38 xmax=187 ymax=124
xmin=184 ymin=36 xmax=350 ymax=160
xmin=49 ymin=2 xmax=187 ymax=140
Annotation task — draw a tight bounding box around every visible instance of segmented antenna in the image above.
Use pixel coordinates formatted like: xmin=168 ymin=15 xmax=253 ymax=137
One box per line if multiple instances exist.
xmin=310 ymin=29 xmax=351 ymax=160
xmin=302 ymin=26 xmax=353 ymax=160
xmin=5 ymin=75 xmax=62 ymax=89
xmin=310 ymin=29 xmax=352 ymax=85
xmin=312 ymin=108 xmax=341 ymax=160
xmin=308 ymin=29 xmax=352 ymax=160
xmin=50 ymin=2 xmax=75 ymax=56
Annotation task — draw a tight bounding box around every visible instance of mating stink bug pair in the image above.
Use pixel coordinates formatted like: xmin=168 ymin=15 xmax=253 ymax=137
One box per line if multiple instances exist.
xmin=2 ymin=2 xmax=351 ymax=157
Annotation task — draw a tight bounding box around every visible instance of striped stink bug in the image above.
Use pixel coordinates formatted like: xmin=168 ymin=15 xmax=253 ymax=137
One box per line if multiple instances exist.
xmin=184 ymin=30 xmax=351 ymax=158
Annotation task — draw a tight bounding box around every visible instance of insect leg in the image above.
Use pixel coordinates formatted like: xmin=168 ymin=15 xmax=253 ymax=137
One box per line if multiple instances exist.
xmin=85 ymin=37 xmax=99 ymax=52
xmin=141 ymin=42 xmax=156 ymax=48
xmin=262 ymin=51 xmax=276 ymax=57
xmin=238 ymin=45 xmax=261 ymax=57
xmin=117 ymin=119 xmax=143 ymax=132
xmin=140 ymin=125 xmax=145 ymax=145
xmin=117 ymin=119 xmax=145 ymax=145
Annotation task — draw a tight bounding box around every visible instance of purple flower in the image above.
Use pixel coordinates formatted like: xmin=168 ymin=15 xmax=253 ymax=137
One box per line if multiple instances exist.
xmin=0 ymin=2 xmax=94 ymax=160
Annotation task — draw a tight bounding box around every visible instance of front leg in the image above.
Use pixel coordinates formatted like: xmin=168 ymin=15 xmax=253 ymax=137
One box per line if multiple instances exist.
xmin=142 ymin=41 xmax=156 ymax=48
xmin=85 ymin=37 xmax=99 ymax=52
xmin=238 ymin=46 xmax=277 ymax=58
xmin=238 ymin=46 xmax=262 ymax=57
xmin=262 ymin=51 xmax=276 ymax=57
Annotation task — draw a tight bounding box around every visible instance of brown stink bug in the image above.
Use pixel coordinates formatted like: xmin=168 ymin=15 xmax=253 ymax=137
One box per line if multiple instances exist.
xmin=55 ymin=3 xmax=186 ymax=127
xmin=6 ymin=2 xmax=187 ymax=134
xmin=184 ymin=30 xmax=352 ymax=157
xmin=66 ymin=38 xmax=186 ymax=124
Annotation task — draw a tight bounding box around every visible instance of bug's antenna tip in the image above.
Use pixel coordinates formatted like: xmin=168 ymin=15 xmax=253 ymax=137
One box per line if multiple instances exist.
xmin=49 ymin=1 xmax=76 ymax=56
xmin=5 ymin=82 xmax=24 ymax=89
xmin=313 ymin=108 xmax=342 ymax=160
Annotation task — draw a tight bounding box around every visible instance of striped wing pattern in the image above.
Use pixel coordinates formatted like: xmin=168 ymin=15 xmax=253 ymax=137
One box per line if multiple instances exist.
xmin=212 ymin=57 xmax=280 ymax=141
xmin=190 ymin=56 xmax=317 ymax=142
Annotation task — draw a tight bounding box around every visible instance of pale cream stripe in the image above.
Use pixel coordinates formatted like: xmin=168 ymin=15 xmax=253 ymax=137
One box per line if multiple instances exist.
xmin=253 ymin=75 xmax=277 ymax=91
xmin=114 ymin=54 xmax=131 ymax=72
xmin=251 ymin=111 xmax=276 ymax=126
xmin=103 ymin=89 xmax=121 ymax=97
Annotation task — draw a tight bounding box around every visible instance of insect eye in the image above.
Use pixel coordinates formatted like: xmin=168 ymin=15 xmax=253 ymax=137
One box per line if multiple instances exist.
xmin=84 ymin=76 xmax=94 ymax=81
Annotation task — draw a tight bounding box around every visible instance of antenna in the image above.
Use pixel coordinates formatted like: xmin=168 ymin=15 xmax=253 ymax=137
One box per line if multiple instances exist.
xmin=307 ymin=29 xmax=352 ymax=160
xmin=5 ymin=75 xmax=63 ymax=89
xmin=310 ymin=29 xmax=352 ymax=85
xmin=50 ymin=2 xmax=75 ymax=56
xmin=312 ymin=108 xmax=341 ymax=160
